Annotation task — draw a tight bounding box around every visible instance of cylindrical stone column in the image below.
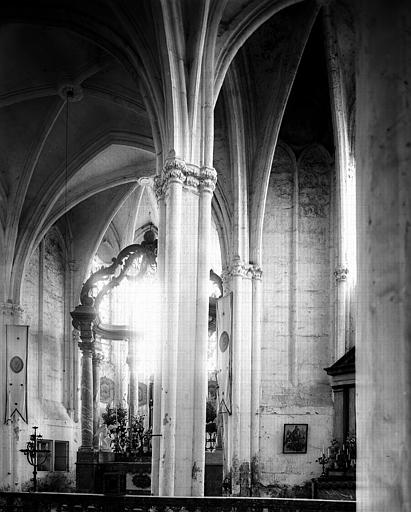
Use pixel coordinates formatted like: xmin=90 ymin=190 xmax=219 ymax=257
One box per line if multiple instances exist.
xmin=230 ymin=260 xmax=252 ymax=497
xmin=191 ymin=167 xmax=216 ymax=495
xmin=71 ymin=302 xmax=96 ymax=452
xmin=79 ymin=342 xmax=94 ymax=451
xmin=159 ymin=162 xmax=184 ymax=496
xmin=92 ymin=349 xmax=104 ymax=451
xmin=250 ymin=265 xmax=262 ymax=491
xmin=128 ymin=336 xmax=139 ymax=419
xmin=151 ymin=187 xmax=166 ymax=495
xmin=356 ymin=2 xmax=411 ymax=511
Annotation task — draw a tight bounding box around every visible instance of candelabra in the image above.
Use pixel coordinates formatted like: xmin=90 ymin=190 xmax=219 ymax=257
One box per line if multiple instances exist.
xmin=20 ymin=426 xmax=50 ymax=492
xmin=317 ymin=453 xmax=330 ymax=477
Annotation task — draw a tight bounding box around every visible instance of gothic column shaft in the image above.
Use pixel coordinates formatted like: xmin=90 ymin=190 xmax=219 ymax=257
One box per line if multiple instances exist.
xmin=92 ymin=351 xmax=103 ymax=450
xmin=151 ymin=195 xmax=166 ymax=495
xmin=356 ymin=2 xmax=411 ymax=510
xmin=128 ymin=336 xmax=139 ymax=419
xmin=230 ymin=264 xmax=252 ymax=496
xmin=173 ymin=183 xmax=198 ymax=495
xmin=323 ymin=5 xmax=352 ymax=360
xmin=250 ymin=268 xmax=262 ymax=483
xmin=159 ymin=177 xmax=183 ymax=496
xmin=80 ymin=345 xmax=93 ymax=451
xmin=71 ymin=304 xmax=96 ymax=452
xmin=191 ymin=179 xmax=214 ymax=495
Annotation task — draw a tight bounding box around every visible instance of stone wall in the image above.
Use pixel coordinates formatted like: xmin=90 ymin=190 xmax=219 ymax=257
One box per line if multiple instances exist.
xmin=12 ymin=227 xmax=79 ymax=490
xmin=259 ymin=143 xmax=334 ymax=494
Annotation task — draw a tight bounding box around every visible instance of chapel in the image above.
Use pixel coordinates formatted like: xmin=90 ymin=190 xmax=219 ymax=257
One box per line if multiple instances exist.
xmin=0 ymin=1 xmax=409 ymax=512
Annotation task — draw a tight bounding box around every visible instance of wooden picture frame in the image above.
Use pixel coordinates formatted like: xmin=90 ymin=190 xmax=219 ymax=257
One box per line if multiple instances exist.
xmin=283 ymin=424 xmax=308 ymax=454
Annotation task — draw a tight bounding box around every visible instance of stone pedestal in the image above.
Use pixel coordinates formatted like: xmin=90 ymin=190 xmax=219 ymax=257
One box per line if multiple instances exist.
xmin=76 ymin=450 xmax=98 ymax=493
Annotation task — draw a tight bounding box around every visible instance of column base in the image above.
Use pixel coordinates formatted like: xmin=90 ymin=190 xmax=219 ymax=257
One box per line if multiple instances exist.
xmin=76 ymin=450 xmax=99 ymax=492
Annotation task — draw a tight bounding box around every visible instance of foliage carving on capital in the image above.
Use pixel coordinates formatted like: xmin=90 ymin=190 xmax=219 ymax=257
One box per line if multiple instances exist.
xmin=92 ymin=352 xmax=104 ymax=365
xmin=163 ymin=157 xmax=187 ymax=184
xmin=154 ymin=160 xmax=217 ymax=197
xmin=185 ymin=164 xmax=201 ymax=189
xmin=221 ymin=267 xmax=232 ymax=295
xmin=224 ymin=258 xmax=257 ymax=280
xmin=1 ymin=301 xmax=24 ymax=319
xmin=334 ymin=265 xmax=349 ymax=282
xmin=200 ymin=166 xmax=217 ymax=192
xmin=249 ymin=264 xmax=263 ymax=280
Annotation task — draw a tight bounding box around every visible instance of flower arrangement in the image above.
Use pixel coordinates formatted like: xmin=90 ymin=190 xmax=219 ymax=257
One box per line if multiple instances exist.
xmin=101 ymin=404 xmax=152 ymax=458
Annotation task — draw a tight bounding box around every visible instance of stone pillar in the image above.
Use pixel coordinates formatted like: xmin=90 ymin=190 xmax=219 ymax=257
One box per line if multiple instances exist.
xmin=71 ymin=302 xmax=96 ymax=451
xmin=250 ymin=265 xmax=262 ymax=491
xmin=158 ymin=160 xmax=183 ymax=496
xmin=334 ymin=264 xmax=349 ymax=358
xmin=191 ymin=167 xmax=216 ymax=495
xmin=323 ymin=5 xmax=354 ymax=360
xmin=226 ymin=259 xmax=253 ymax=497
xmin=156 ymin=158 xmax=217 ymax=496
xmin=151 ymin=191 xmax=166 ymax=495
xmin=355 ymin=2 xmax=411 ymax=511
xmin=127 ymin=335 xmax=139 ymax=419
xmin=92 ymin=346 xmax=104 ymax=451
xmin=79 ymin=342 xmax=94 ymax=451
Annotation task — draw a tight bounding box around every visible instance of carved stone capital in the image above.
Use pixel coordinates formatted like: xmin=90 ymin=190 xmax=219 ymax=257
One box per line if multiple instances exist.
xmin=71 ymin=303 xmax=96 ymax=347
xmin=155 ymin=160 xmax=217 ymax=198
xmin=222 ymin=259 xmax=257 ymax=285
xmin=221 ymin=267 xmax=232 ymax=295
xmin=200 ymin=166 xmax=217 ymax=192
xmin=1 ymin=301 xmax=24 ymax=320
xmin=185 ymin=163 xmax=201 ymax=189
xmin=163 ymin=157 xmax=187 ymax=184
xmin=92 ymin=352 xmax=104 ymax=365
xmin=72 ymin=328 xmax=81 ymax=344
xmin=249 ymin=264 xmax=263 ymax=280
xmin=334 ymin=265 xmax=349 ymax=282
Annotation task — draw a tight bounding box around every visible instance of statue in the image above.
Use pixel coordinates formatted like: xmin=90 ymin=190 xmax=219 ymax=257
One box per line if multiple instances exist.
xmin=94 ymin=424 xmax=111 ymax=451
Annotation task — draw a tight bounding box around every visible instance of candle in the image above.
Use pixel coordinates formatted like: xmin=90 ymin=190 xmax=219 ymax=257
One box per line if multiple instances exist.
xmin=322 ymin=445 xmax=325 ymax=455
xmin=327 ymin=448 xmax=330 ymax=457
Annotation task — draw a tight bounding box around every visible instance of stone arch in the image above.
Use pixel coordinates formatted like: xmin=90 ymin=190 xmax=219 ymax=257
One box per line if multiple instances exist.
xmin=11 ymin=134 xmax=152 ymax=304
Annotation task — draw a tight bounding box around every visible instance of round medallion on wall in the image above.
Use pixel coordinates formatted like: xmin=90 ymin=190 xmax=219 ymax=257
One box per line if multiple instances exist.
xmin=219 ymin=331 xmax=230 ymax=352
xmin=10 ymin=356 xmax=24 ymax=374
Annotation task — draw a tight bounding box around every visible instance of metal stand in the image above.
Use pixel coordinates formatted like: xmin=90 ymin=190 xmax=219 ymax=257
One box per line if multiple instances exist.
xmin=20 ymin=426 xmax=50 ymax=492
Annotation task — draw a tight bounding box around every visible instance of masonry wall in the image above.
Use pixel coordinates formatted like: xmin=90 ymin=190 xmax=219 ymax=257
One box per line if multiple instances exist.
xmin=259 ymin=143 xmax=334 ymax=495
xmin=12 ymin=227 xmax=79 ymax=490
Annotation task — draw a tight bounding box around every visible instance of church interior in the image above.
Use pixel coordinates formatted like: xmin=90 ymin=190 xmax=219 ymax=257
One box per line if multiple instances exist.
xmin=0 ymin=1 xmax=410 ymax=511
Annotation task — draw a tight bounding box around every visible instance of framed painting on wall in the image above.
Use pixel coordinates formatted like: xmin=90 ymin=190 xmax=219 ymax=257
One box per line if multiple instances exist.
xmin=283 ymin=424 xmax=308 ymax=454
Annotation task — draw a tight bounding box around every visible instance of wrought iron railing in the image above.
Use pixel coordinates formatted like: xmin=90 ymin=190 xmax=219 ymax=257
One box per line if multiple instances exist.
xmin=0 ymin=492 xmax=355 ymax=512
